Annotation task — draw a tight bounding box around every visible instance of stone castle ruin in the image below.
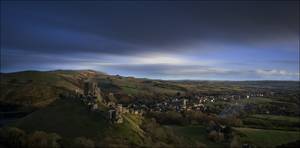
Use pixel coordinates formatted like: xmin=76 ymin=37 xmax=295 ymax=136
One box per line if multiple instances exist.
xmin=108 ymin=104 xmax=123 ymax=124
xmin=80 ymin=80 xmax=124 ymax=124
xmin=83 ymin=80 xmax=102 ymax=101
xmin=80 ymin=80 xmax=103 ymax=111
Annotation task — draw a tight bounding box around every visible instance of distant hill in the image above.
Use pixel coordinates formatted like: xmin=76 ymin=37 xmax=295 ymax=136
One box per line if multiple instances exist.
xmin=0 ymin=70 xmax=186 ymax=107
xmin=1 ymin=70 xmax=299 ymax=108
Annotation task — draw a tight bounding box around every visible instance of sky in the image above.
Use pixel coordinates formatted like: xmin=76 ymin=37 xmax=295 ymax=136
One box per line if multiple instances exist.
xmin=1 ymin=0 xmax=299 ymax=80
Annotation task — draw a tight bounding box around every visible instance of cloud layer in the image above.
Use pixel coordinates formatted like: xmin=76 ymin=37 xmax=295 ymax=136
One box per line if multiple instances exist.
xmin=1 ymin=1 xmax=299 ymax=80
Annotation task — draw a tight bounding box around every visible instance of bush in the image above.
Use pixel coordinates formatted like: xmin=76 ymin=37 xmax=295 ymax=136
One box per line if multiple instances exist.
xmin=208 ymin=130 xmax=224 ymax=142
xmin=27 ymin=131 xmax=61 ymax=148
xmin=148 ymin=111 xmax=188 ymax=125
xmin=230 ymin=136 xmax=241 ymax=148
xmin=208 ymin=131 xmax=218 ymax=142
xmin=220 ymin=116 xmax=243 ymax=127
xmin=140 ymin=118 xmax=186 ymax=147
xmin=0 ymin=127 xmax=62 ymax=148
xmin=186 ymin=111 xmax=208 ymax=124
xmin=73 ymin=137 xmax=95 ymax=148
xmin=195 ymin=141 xmax=207 ymax=148
xmin=47 ymin=133 xmax=61 ymax=148
xmin=0 ymin=127 xmax=26 ymax=148
xmin=98 ymin=136 xmax=130 ymax=148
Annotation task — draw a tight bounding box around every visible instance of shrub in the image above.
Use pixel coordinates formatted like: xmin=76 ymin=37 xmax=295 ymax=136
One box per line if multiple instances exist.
xmin=73 ymin=137 xmax=95 ymax=148
xmin=98 ymin=136 xmax=130 ymax=148
xmin=208 ymin=130 xmax=218 ymax=142
xmin=208 ymin=130 xmax=224 ymax=142
xmin=0 ymin=127 xmax=26 ymax=148
xmin=195 ymin=142 xmax=207 ymax=148
xmin=27 ymin=131 xmax=61 ymax=148
xmin=148 ymin=111 xmax=188 ymax=125
xmin=230 ymin=136 xmax=241 ymax=148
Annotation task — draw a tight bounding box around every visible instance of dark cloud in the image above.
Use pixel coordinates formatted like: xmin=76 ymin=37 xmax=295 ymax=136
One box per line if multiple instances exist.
xmin=1 ymin=1 xmax=299 ymax=80
xmin=1 ymin=1 xmax=299 ymax=55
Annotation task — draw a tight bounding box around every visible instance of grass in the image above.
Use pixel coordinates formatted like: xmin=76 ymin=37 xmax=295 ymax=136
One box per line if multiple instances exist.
xmin=109 ymin=114 xmax=145 ymax=146
xmin=251 ymin=114 xmax=300 ymax=122
xmin=235 ymin=127 xmax=300 ymax=147
xmin=0 ymin=71 xmax=80 ymax=107
xmin=8 ymin=98 xmax=146 ymax=146
xmin=243 ymin=114 xmax=300 ymax=130
xmin=168 ymin=125 xmax=226 ymax=148
xmin=236 ymin=97 xmax=273 ymax=104
xmin=2 ymin=70 xmax=298 ymax=108
xmin=11 ymin=98 xmax=109 ymax=139
xmin=122 ymin=86 xmax=140 ymax=95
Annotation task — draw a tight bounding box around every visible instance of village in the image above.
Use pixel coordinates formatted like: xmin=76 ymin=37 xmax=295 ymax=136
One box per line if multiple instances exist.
xmin=72 ymin=80 xmax=275 ymax=124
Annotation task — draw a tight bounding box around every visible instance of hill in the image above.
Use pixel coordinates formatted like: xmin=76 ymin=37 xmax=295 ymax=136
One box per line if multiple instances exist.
xmin=0 ymin=70 xmax=105 ymax=107
xmin=0 ymin=70 xmax=189 ymax=107
xmin=1 ymin=70 xmax=299 ymax=147
xmin=11 ymin=97 xmax=109 ymax=139
xmin=2 ymin=70 xmax=299 ymax=108
xmin=6 ymin=96 xmax=146 ymax=146
xmin=7 ymin=97 xmax=183 ymax=147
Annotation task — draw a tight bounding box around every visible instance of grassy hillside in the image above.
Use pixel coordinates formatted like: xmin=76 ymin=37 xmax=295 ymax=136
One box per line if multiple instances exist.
xmin=0 ymin=70 xmax=185 ymax=107
xmin=0 ymin=70 xmax=104 ymax=107
xmin=235 ymin=127 xmax=300 ymax=147
xmin=108 ymin=114 xmax=146 ymax=146
xmin=168 ymin=125 xmax=225 ymax=147
xmin=8 ymin=97 xmax=146 ymax=145
xmin=1 ymin=70 xmax=299 ymax=108
xmin=11 ymin=97 xmax=109 ymax=139
xmin=243 ymin=114 xmax=300 ymax=130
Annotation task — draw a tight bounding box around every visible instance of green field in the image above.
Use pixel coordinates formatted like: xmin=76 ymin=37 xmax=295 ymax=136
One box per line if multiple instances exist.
xmin=167 ymin=125 xmax=225 ymax=148
xmin=106 ymin=114 xmax=146 ymax=146
xmin=10 ymin=98 xmax=109 ymax=139
xmin=235 ymin=127 xmax=300 ymax=147
xmin=251 ymin=114 xmax=300 ymax=122
xmin=243 ymin=114 xmax=300 ymax=130
xmin=236 ymin=97 xmax=276 ymax=105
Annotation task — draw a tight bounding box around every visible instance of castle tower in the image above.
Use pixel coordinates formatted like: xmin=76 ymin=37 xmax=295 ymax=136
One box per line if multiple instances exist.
xmin=83 ymin=80 xmax=102 ymax=102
